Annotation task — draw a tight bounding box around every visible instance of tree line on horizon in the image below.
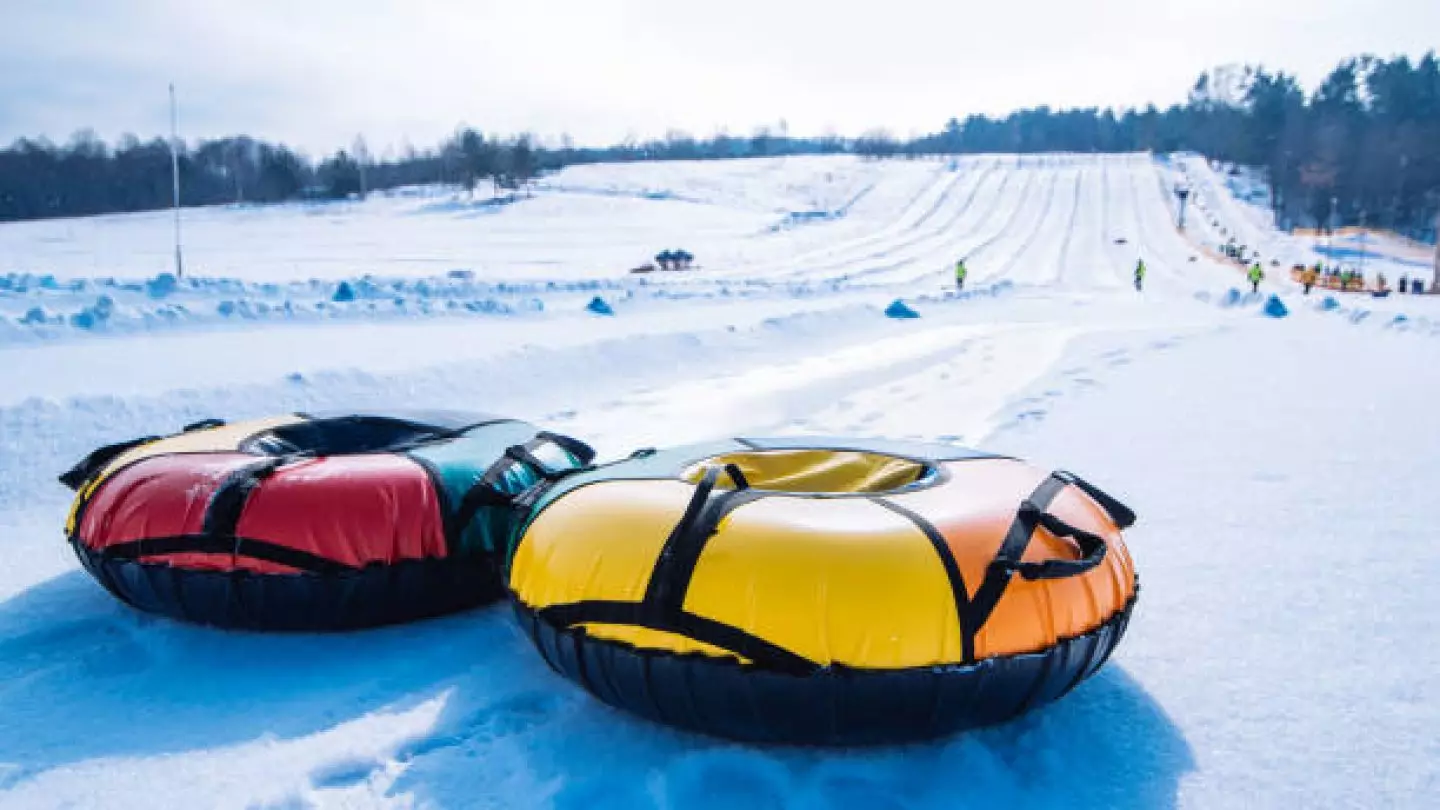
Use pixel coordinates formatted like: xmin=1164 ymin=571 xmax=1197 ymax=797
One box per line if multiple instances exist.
xmin=0 ymin=52 xmax=1435 ymax=238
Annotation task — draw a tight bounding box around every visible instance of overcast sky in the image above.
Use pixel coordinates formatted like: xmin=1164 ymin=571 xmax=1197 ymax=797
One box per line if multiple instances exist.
xmin=1 ymin=0 xmax=1436 ymax=157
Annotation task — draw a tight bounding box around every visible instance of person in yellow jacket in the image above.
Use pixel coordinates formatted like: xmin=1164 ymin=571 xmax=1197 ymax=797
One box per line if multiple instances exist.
xmin=1248 ymin=262 xmax=1264 ymax=294
xmin=954 ymin=258 xmax=968 ymax=292
xmin=1134 ymin=259 xmax=1147 ymax=291
xmin=1300 ymin=266 xmax=1318 ymax=295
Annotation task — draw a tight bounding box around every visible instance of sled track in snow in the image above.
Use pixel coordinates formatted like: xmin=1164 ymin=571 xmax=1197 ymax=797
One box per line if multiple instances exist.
xmin=983 ymin=165 xmax=1066 ymax=282
xmin=758 ymin=162 xmax=969 ymax=278
xmin=848 ymin=163 xmax=1035 ymax=288
xmin=923 ymin=163 xmax=1057 ymax=287
xmin=1050 ymin=167 xmax=1086 ymax=286
xmin=777 ymin=161 xmax=995 ymax=282
xmin=830 ymin=162 xmax=1015 ymax=285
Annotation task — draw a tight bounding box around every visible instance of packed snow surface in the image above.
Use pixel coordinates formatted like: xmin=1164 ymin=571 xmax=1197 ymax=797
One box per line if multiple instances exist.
xmin=0 ymin=153 xmax=1436 ymax=809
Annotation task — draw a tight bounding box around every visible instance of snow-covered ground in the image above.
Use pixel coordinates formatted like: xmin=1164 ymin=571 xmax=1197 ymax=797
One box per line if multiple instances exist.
xmin=0 ymin=153 xmax=1436 ymax=809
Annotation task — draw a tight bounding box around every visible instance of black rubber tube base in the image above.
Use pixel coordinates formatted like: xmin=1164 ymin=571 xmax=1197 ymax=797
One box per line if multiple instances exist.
xmin=516 ymin=583 xmax=1138 ymax=746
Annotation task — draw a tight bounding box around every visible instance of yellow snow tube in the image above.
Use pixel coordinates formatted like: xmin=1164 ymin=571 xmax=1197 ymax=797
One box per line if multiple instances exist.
xmin=508 ymin=437 xmax=1138 ymax=744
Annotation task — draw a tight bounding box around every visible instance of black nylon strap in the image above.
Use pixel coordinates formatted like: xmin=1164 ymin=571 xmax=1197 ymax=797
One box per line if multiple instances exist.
xmin=1053 ymin=470 xmax=1136 ymax=529
xmin=448 ymin=483 xmax=519 ymax=542
xmin=535 ymin=431 xmax=597 ymax=466
xmin=445 ymin=455 xmax=528 ymax=548
xmin=642 ymin=466 xmax=724 ymax=619
xmin=505 ymin=442 xmax=555 ymax=477
xmin=1010 ymin=509 xmax=1108 ymax=580
xmin=182 ymin=418 xmax=227 ymax=432
xmin=650 ymin=488 xmax=768 ymax=620
xmin=201 ymin=458 xmax=286 ymax=538
xmin=965 ymin=473 xmax=1071 ymax=635
xmin=721 ymin=463 xmax=750 ymax=490
xmin=58 ymin=435 xmax=160 ymax=490
xmin=449 ymin=432 xmax=592 ymax=541
xmin=536 ymin=600 xmax=816 ymax=675
xmin=873 ymin=497 xmax=975 ymax=664
xmin=503 ymin=433 xmax=597 ymax=483
xmin=642 ymin=465 xmax=756 ymax=619
xmin=97 ymin=534 xmax=355 ymax=574
xmin=538 ymin=599 xmax=641 ymax=626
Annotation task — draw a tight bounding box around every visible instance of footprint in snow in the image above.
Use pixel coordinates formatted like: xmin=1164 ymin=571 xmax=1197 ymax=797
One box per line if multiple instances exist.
xmin=310 ymin=757 xmax=381 ymax=789
xmin=662 ymin=749 xmax=791 ymax=810
xmin=0 ymin=618 xmax=151 ymax=682
xmin=249 ymin=794 xmax=312 ymax=810
xmin=397 ymin=691 xmax=569 ymax=761
xmin=0 ymin=764 xmax=30 ymax=791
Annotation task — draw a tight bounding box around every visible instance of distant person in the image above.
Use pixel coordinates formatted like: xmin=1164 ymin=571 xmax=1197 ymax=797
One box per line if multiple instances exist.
xmin=954 ymin=258 xmax=968 ymax=292
xmin=1248 ymin=262 xmax=1264 ymax=294
xmin=1376 ymin=272 xmax=1388 ymax=293
xmin=1413 ymin=278 xmax=1425 ymax=294
xmin=1398 ymin=275 xmax=1408 ymax=294
xmin=1300 ymin=265 xmax=1318 ymax=295
xmin=1134 ymin=259 xmax=1147 ymax=291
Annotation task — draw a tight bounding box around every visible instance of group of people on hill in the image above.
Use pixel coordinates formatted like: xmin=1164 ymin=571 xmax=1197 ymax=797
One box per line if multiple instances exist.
xmin=1294 ymin=263 xmax=1427 ymax=295
xmin=1297 ymin=264 xmax=1357 ymax=294
xmin=955 ymin=254 xmax=1431 ymax=297
xmin=1131 ymin=258 xmax=1264 ymax=293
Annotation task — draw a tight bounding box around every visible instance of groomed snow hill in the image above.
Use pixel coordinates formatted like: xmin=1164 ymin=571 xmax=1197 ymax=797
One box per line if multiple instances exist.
xmin=0 ymin=153 xmax=1435 ymax=809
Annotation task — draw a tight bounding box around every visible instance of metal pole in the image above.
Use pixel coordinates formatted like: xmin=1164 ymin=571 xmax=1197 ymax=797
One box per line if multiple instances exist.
xmin=1329 ymin=196 xmax=1337 ymax=262
xmin=1358 ymin=209 xmax=1367 ymax=280
xmin=169 ymin=83 xmax=184 ymax=279
xmin=1432 ymin=209 xmax=1439 ymax=293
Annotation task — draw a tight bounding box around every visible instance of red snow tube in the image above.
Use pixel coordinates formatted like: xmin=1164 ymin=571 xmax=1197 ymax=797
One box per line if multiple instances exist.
xmin=61 ymin=411 xmax=593 ymax=630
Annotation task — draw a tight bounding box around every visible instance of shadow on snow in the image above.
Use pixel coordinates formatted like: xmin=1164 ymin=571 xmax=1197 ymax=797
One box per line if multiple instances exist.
xmin=0 ymin=570 xmax=1193 ymax=809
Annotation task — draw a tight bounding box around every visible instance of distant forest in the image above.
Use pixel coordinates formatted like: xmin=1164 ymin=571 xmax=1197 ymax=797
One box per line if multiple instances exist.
xmin=1 ymin=52 xmax=1436 ymax=238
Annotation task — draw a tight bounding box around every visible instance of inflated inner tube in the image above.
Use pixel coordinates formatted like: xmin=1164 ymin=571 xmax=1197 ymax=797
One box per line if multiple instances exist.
xmin=509 ymin=437 xmax=1138 ymax=744
xmin=62 ymin=410 xmax=593 ymax=630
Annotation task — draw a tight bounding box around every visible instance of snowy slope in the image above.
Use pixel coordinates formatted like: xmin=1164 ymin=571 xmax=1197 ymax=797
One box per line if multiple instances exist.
xmin=0 ymin=153 xmax=1436 ymax=809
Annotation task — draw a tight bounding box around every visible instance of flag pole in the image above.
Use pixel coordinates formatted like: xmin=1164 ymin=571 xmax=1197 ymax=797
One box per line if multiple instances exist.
xmin=169 ymin=83 xmax=184 ymax=279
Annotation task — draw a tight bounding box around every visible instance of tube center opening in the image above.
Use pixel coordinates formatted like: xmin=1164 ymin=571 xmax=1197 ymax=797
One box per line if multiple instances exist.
xmin=682 ymin=449 xmax=935 ymax=495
